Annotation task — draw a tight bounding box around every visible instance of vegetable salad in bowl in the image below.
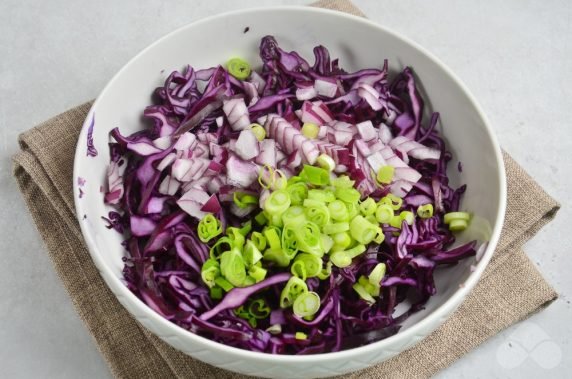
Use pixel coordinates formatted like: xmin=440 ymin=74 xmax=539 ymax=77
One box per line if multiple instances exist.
xmin=102 ymin=36 xmax=479 ymax=354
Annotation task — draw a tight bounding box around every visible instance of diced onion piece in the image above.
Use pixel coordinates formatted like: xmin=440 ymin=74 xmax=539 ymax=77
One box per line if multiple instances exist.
xmin=234 ymin=129 xmax=260 ymax=161
xmin=357 ymin=83 xmax=383 ymax=111
xmin=157 ymin=152 xmax=177 ymax=171
xmin=356 ymin=120 xmax=377 ymax=142
xmin=223 ymin=98 xmax=250 ymax=131
xmin=314 ymin=78 xmax=338 ymax=98
xmin=176 ymin=188 xmax=210 ymax=219
xmin=152 ymin=136 xmax=172 ymax=150
xmin=174 ymin=132 xmax=197 ymax=151
xmin=296 ymin=86 xmax=318 ymax=101
xmin=158 ymin=175 xmax=180 ymax=195
xmin=226 ymin=155 xmax=259 ymax=188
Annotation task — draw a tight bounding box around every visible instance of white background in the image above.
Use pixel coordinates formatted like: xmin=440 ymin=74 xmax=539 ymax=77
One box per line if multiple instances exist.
xmin=1 ymin=0 xmax=570 ymax=377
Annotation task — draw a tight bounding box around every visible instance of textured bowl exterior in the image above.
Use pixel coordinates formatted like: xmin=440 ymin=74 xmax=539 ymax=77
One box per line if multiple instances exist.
xmin=73 ymin=7 xmax=506 ymax=378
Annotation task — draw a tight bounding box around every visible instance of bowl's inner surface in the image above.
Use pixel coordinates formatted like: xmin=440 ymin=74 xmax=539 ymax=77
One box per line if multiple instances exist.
xmin=77 ymin=7 xmax=502 ymax=344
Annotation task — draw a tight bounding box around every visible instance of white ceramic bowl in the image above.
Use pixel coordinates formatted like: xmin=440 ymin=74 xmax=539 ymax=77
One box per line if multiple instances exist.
xmin=74 ymin=6 xmax=506 ymax=378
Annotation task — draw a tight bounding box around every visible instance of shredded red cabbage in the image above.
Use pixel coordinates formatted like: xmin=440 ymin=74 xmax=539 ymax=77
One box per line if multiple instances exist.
xmin=104 ymin=36 xmax=477 ymax=354
xmin=86 ymin=114 xmax=98 ymax=157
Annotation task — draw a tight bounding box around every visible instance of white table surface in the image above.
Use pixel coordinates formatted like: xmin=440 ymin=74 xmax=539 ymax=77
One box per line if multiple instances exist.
xmin=1 ymin=0 xmax=570 ymax=377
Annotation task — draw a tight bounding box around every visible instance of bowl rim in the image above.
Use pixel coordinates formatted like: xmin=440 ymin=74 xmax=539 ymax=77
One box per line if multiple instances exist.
xmin=73 ymin=5 xmax=507 ymax=363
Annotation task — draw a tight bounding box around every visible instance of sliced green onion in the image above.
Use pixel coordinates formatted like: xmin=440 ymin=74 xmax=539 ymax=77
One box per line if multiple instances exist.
xmin=286 ymin=182 xmax=308 ymax=206
xmin=197 ymin=214 xmax=223 ymax=243
xmin=417 ymin=204 xmax=434 ymax=219
xmin=287 ymin=175 xmax=303 ymax=185
xmin=389 ymin=215 xmax=403 ymax=229
xmin=243 ymin=276 xmax=255 ymax=286
xmin=263 ymin=227 xmax=281 ymax=250
xmin=254 ymin=211 xmax=268 ymax=226
xmin=234 ymin=305 xmax=257 ymax=328
xmin=317 ymin=261 xmax=333 ymax=280
xmin=233 ymin=192 xmax=258 ymax=208
xmin=293 ymin=253 xmax=322 ymax=278
xmin=272 ymin=169 xmax=288 ymax=190
xmin=243 ymin=240 xmax=262 ymax=267
xmin=281 ymin=225 xmax=299 ymax=260
xmin=380 ymin=194 xmax=403 ymax=210
xmin=295 ymin=332 xmax=308 ymax=340
xmin=331 ymin=244 xmax=366 ymax=267
xmin=301 ymin=122 xmax=319 ymax=139
xmin=449 ymin=219 xmax=468 ymax=232
xmin=249 ymin=123 xmax=266 ymax=141
xmin=345 ymin=244 xmax=366 ymax=259
xmin=294 ymin=221 xmax=323 ymax=256
xmin=335 ymin=187 xmax=361 ymax=203
xmin=220 ymin=248 xmax=247 ymax=287
xmin=214 ymin=276 xmax=234 ymax=292
xmin=266 ymin=324 xmax=282 ymax=334
xmin=303 ymin=199 xmax=330 ymax=227
xmin=328 ymin=200 xmax=349 ymax=221
xmin=226 ymin=227 xmax=245 ymax=249
xmin=444 ymin=211 xmax=471 ymax=224
xmin=308 ymin=189 xmax=336 ymax=203
xmin=316 ymin=153 xmax=335 ymax=171
xmin=373 ymin=229 xmax=385 ymax=244
xmin=376 ymin=165 xmax=395 ymax=185
xmin=322 ymin=222 xmax=350 ymax=235
xmin=209 ymin=236 xmax=233 ymax=259
xmin=279 ymin=277 xmax=308 ymax=308
xmin=234 ymin=305 xmax=249 ymax=319
xmin=263 ymin=248 xmax=291 ymax=267
xmin=290 ymin=260 xmax=307 ymax=280
xmin=250 ymin=231 xmax=266 ymax=251
xmin=346 ymin=201 xmax=360 ymax=219
xmin=330 ymin=251 xmax=352 ymax=268
xmin=332 ymin=232 xmax=352 ymax=250
xmin=331 ymin=175 xmax=355 ymax=189
xmin=269 ymin=213 xmax=284 ymax=228
xmin=359 ymin=198 xmax=377 ymax=216
xmin=264 ymin=189 xmax=291 ymax=215
xmin=400 ymin=211 xmax=415 ymax=225
xmin=368 ymin=263 xmax=386 ymax=288
xmin=200 ymin=258 xmax=220 ymax=288
xmin=350 ymin=215 xmax=380 ymax=245
xmin=358 ymin=275 xmax=379 ymax=297
xmin=249 ymin=299 xmax=271 ymax=319
xmin=293 ymin=291 xmax=321 ymax=318
xmin=227 ymin=57 xmax=251 ymax=80
xmin=210 ymin=286 xmax=223 ymax=300
xmin=375 ymin=204 xmax=394 ymax=224
xmin=300 ymin=165 xmax=330 ymax=186
xmin=239 ymin=220 xmax=252 ymax=236
xmin=321 ymin=234 xmax=334 ymax=253
xmin=258 ymin=165 xmax=274 ymax=189
xmin=352 ymin=282 xmax=376 ymax=304
xmin=281 ymin=205 xmax=306 ymax=226
xmin=248 ymin=265 xmax=267 ymax=283
xmin=365 ymin=214 xmax=378 ymax=225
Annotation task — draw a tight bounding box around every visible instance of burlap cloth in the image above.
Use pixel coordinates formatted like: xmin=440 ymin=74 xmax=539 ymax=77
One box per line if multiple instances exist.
xmin=12 ymin=1 xmax=560 ymax=378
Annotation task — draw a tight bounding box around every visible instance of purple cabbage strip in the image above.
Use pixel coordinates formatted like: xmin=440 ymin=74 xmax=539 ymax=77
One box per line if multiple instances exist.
xmin=86 ymin=114 xmax=98 ymax=157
